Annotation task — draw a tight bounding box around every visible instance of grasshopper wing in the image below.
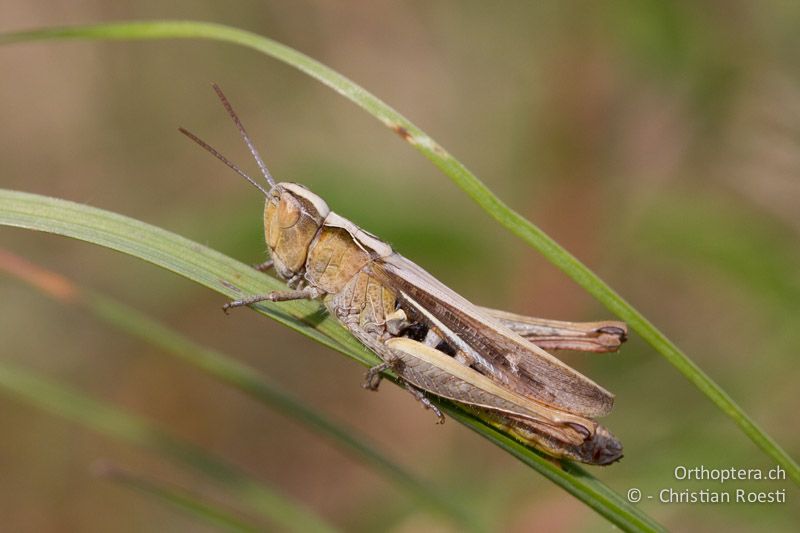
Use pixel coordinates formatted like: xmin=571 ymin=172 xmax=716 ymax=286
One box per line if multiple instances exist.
xmin=370 ymin=253 xmax=615 ymax=417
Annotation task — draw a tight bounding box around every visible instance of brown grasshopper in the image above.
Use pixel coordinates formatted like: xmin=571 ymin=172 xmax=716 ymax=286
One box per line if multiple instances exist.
xmin=179 ymin=85 xmax=626 ymax=465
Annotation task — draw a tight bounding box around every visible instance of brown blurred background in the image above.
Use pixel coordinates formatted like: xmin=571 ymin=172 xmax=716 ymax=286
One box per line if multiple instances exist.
xmin=1 ymin=1 xmax=799 ymax=531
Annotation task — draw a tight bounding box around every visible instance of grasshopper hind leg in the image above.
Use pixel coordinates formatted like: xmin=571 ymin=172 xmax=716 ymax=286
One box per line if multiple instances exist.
xmin=362 ymin=348 xmax=446 ymax=424
xmin=402 ymin=382 xmax=445 ymax=424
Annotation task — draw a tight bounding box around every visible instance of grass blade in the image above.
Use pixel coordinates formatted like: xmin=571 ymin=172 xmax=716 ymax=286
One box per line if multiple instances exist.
xmin=0 ymin=249 xmax=478 ymax=531
xmin=0 ymin=189 xmax=662 ymax=531
xmin=449 ymin=410 xmax=661 ymax=533
xmin=96 ymin=462 xmax=261 ymax=533
xmin=0 ymin=359 xmax=337 ymax=533
xmin=0 ymin=20 xmax=795 ymax=485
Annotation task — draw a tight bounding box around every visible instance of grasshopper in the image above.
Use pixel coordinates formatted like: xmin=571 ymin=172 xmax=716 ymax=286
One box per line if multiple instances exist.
xmin=180 ymin=85 xmax=626 ymax=465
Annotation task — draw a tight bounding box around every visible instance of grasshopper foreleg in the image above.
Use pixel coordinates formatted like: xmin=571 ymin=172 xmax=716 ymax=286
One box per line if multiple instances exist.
xmin=222 ymin=286 xmax=322 ymax=313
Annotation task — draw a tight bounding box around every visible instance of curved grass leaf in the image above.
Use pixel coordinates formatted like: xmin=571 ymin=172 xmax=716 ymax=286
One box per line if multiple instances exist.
xmin=449 ymin=410 xmax=659 ymax=533
xmin=0 ymin=249 xmax=478 ymax=531
xmin=0 ymin=20 xmax=795 ymax=485
xmin=0 ymin=190 xmax=663 ymax=532
xmin=0 ymin=358 xmax=336 ymax=533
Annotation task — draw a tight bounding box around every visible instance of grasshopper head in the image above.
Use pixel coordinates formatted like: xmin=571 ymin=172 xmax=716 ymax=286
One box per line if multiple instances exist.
xmin=264 ymin=182 xmax=330 ymax=280
xmin=179 ymin=85 xmax=332 ymax=281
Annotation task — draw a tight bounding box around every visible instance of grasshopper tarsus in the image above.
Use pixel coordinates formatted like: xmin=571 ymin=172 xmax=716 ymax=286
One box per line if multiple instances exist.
xmin=403 ymin=383 xmax=445 ymax=424
xmin=222 ymin=294 xmax=271 ymax=312
xmin=253 ymin=260 xmax=274 ymax=272
xmin=363 ymin=362 xmax=389 ymax=391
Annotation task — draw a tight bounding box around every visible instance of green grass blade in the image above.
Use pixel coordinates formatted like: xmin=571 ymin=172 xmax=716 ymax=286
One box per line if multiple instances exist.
xmin=97 ymin=462 xmax=261 ymax=533
xmin=0 ymin=359 xmax=337 ymax=533
xmin=449 ymin=410 xmax=664 ymax=533
xmin=0 ymin=190 xmax=662 ymax=531
xmin=0 ymin=20 xmax=795 ymax=485
xmin=0 ymin=249 xmax=478 ymax=531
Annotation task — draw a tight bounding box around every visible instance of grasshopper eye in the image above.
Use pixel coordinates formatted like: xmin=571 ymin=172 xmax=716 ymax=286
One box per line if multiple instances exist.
xmin=277 ymin=192 xmax=302 ymax=228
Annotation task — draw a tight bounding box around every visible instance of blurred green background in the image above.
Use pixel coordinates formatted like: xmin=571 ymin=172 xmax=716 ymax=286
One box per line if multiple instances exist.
xmin=1 ymin=1 xmax=799 ymax=531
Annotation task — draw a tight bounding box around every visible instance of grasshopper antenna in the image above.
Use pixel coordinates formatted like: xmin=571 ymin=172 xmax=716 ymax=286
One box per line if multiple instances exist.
xmin=210 ymin=83 xmax=277 ymax=189
xmin=178 ymin=126 xmax=270 ymax=197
